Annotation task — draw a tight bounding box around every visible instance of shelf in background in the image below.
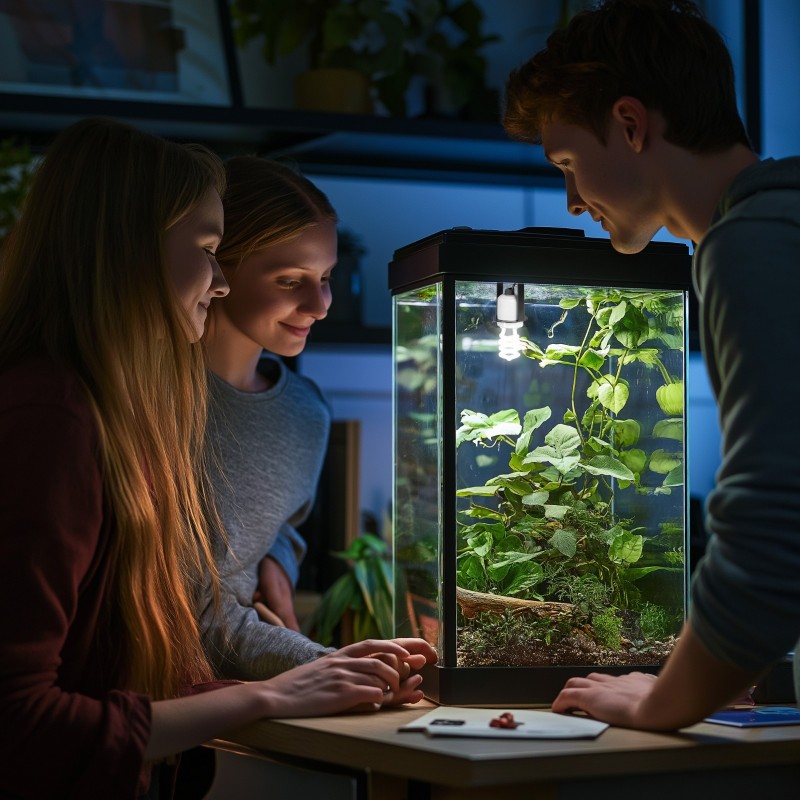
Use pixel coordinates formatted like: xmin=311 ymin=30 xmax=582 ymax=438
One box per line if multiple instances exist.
xmin=0 ymin=94 xmax=560 ymax=187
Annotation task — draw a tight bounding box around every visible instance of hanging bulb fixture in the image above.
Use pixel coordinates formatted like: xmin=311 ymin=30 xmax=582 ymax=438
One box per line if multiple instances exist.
xmin=496 ymin=283 xmax=525 ymax=361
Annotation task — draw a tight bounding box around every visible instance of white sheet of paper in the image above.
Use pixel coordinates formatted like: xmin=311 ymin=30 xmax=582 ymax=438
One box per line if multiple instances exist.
xmin=399 ymin=707 xmax=609 ymax=739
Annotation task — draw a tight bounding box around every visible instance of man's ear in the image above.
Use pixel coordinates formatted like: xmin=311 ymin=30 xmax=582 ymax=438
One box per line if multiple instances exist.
xmin=611 ymin=96 xmax=648 ymax=153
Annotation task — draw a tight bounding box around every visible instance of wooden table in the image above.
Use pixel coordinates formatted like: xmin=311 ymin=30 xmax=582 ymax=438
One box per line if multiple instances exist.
xmin=205 ymin=701 xmax=800 ymax=799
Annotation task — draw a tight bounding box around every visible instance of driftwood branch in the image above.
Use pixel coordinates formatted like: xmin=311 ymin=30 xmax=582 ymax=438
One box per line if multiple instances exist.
xmin=456 ymin=586 xmax=574 ymax=620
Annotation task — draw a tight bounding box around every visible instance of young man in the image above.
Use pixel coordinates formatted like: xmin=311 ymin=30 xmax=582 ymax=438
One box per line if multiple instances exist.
xmin=503 ymin=0 xmax=800 ymax=730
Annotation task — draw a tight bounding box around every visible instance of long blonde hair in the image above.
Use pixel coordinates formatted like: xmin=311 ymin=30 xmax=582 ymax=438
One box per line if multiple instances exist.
xmin=214 ymin=156 xmax=337 ymax=272
xmin=0 ymin=117 xmax=225 ymax=699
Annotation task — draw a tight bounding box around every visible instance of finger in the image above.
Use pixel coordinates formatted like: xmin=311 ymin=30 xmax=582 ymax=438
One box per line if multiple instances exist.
xmin=562 ymin=673 xmax=618 ymax=689
xmin=330 ymin=654 xmax=402 ymax=694
xmin=383 ymin=674 xmax=424 ymax=706
xmin=253 ymin=601 xmax=286 ymax=627
xmin=370 ymin=652 xmax=412 ymax=682
xmin=391 ymin=638 xmax=437 ymax=662
xmin=337 ymin=640 xmax=410 ymax=659
xmin=402 ymin=654 xmax=428 ymax=671
xmin=551 ymin=687 xmax=593 ymax=715
xmin=370 ymin=652 xmax=400 ymax=670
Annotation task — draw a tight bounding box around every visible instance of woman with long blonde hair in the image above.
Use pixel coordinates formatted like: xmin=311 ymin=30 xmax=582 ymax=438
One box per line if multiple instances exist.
xmin=0 ymin=118 xmax=431 ymax=800
xmin=199 ymin=156 xmax=339 ymax=677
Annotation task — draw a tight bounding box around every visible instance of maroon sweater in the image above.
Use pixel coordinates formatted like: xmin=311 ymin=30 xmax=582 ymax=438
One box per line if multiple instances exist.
xmin=0 ymin=356 xmax=151 ymax=798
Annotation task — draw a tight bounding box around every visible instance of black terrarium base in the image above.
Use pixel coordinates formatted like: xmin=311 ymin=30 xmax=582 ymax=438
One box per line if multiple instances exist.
xmin=420 ymin=662 xmax=660 ymax=707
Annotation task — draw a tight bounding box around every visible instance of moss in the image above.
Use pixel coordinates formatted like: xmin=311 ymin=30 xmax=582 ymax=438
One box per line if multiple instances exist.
xmin=592 ymin=608 xmax=623 ymax=650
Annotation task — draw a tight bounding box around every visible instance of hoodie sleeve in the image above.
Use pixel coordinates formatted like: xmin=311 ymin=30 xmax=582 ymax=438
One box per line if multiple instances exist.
xmin=0 ymin=367 xmax=151 ymax=799
xmin=265 ymin=522 xmax=308 ymax=587
xmin=691 ymin=213 xmax=800 ymax=671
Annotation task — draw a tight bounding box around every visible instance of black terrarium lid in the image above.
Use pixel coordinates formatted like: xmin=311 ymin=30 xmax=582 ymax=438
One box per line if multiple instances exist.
xmin=388 ymin=227 xmax=692 ymax=294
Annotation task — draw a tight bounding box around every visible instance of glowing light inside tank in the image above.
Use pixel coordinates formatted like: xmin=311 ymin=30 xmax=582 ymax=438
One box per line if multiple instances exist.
xmin=496 ymin=284 xmax=525 ymax=361
xmin=497 ymin=322 xmax=524 ymax=360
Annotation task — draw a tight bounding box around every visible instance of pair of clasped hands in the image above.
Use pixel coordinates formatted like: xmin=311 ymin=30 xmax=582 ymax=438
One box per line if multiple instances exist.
xmin=252 ymin=557 xmax=437 ymax=716
xmin=254 ymin=638 xmax=438 ymax=718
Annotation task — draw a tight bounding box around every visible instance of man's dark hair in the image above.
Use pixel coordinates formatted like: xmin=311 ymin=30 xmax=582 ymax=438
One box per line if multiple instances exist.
xmin=504 ymin=0 xmax=751 ymax=152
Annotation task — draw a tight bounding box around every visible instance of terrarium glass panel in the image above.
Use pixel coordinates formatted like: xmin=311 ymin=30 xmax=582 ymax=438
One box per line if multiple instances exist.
xmin=390 ymin=228 xmax=691 ymax=705
xmin=453 ymin=281 xmax=685 ymax=669
xmin=393 ymin=285 xmax=443 ymax=654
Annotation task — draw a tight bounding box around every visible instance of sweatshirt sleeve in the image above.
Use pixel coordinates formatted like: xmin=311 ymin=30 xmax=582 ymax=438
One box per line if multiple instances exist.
xmin=265 ymin=522 xmax=308 ymax=587
xmin=198 ymin=575 xmax=333 ymax=681
xmin=691 ymin=216 xmax=800 ymax=671
xmin=0 ymin=382 xmax=151 ymax=799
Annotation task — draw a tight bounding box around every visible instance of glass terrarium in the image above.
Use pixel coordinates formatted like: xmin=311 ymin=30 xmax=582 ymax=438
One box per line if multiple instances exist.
xmin=391 ymin=227 xmax=692 ymax=705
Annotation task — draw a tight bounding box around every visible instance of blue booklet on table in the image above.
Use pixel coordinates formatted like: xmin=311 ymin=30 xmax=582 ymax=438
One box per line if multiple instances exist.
xmin=705 ymin=706 xmax=800 ymax=727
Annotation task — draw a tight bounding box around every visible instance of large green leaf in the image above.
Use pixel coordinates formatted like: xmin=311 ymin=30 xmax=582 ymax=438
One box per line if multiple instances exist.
xmin=505 ymin=564 xmax=545 ymax=596
xmin=545 ymin=424 xmax=582 ymax=452
xmin=609 ymin=300 xmax=627 ymax=325
xmin=489 ymin=550 xmax=539 ymax=571
xmin=522 ymin=490 xmax=549 ymax=506
xmin=456 ymin=408 xmax=521 ymax=446
xmin=613 ymin=304 xmax=649 ymax=348
xmin=582 ymin=455 xmax=635 ymax=481
xmin=487 ymin=476 xmax=535 ymax=496
xmin=527 ymin=446 xmax=580 ymax=475
xmin=458 ymin=553 xmax=486 ymax=581
xmin=652 ymin=418 xmax=684 ymax=441
xmin=311 ymin=575 xmax=360 ymax=646
xmin=663 ymin=465 xmax=684 ymax=487
xmin=620 ymin=347 xmax=662 ymax=367
xmin=619 ymin=448 xmax=647 ymax=474
xmin=559 ymin=298 xmax=581 ymax=309
xmin=656 ymin=381 xmax=684 ymax=416
xmin=611 ymin=418 xmax=641 ymax=447
xmin=624 ymin=565 xmax=669 ymax=582
xmin=456 ymin=485 xmax=498 ymax=497
xmin=516 ymin=406 xmax=552 ymax=454
xmin=579 ymin=349 xmax=606 ymax=370
xmin=541 ymin=343 xmax=581 ymax=365
xmin=595 ymin=378 xmax=629 ymax=413
xmin=548 ymin=528 xmax=577 ymax=557
xmin=544 ymin=504 xmax=570 ymax=520
xmin=649 ymin=449 xmax=682 ymax=475
xmin=465 ymin=529 xmax=495 ymax=557
xmin=370 ymin=582 xmax=395 ymax=639
xmin=609 ymin=531 xmax=644 ymax=564
xmin=354 ymin=559 xmax=380 ymax=617
xmin=463 ymin=504 xmax=503 ymax=519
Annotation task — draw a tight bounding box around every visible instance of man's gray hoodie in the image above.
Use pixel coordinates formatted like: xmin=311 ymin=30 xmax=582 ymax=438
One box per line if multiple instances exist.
xmin=691 ymin=157 xmax=800 ymax=693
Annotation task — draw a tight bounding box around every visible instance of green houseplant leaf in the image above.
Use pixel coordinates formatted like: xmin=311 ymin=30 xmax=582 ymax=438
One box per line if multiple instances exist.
xmin=304 ymin=532 xmax=394 ymax=646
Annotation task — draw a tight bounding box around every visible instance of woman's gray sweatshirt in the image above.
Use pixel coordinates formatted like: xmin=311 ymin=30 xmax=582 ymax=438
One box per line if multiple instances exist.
xmin=199 ymin=356 xmax=334 ymax=680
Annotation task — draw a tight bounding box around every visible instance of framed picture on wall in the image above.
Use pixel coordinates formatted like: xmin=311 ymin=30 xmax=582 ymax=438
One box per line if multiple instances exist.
xmin=0 ymin=0 xmax=236 ymax=107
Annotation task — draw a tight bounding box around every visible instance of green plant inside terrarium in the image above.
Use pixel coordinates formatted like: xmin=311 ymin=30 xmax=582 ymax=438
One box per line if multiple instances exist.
xmin=454 ymin=287 xmax=686 ymax=667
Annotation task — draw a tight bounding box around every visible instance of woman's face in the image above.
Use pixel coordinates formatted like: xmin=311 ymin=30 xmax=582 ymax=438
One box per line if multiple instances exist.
xmin=163 ymin=188 xmax=230 ymax=341
xmin=218 ymin=217 xmax=336 ymax=357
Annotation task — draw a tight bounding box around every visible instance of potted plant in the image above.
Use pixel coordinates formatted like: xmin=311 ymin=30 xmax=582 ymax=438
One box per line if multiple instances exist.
xmin=408 ymin=0 xmax=500 ymax=120
xmin=229 ymin=0 xmax=499 ymax=118
xmin=229 ymin=0 xmax=412 ymax=115
xmin=303 ymin=532 xmax=394 ymax=646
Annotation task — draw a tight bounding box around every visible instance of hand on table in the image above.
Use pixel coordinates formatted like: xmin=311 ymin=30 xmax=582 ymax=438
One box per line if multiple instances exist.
xmin=551 ymin=625 xmax=763 ymax=731
xmin=259 ymin=640 xmax=418 ymax=717
xmin=551 ymin=671 xmax=659 ymax=728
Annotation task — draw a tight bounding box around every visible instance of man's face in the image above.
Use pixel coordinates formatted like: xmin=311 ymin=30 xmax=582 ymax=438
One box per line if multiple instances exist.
xmin=540 ymin=114 xmax=663 ymax=254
